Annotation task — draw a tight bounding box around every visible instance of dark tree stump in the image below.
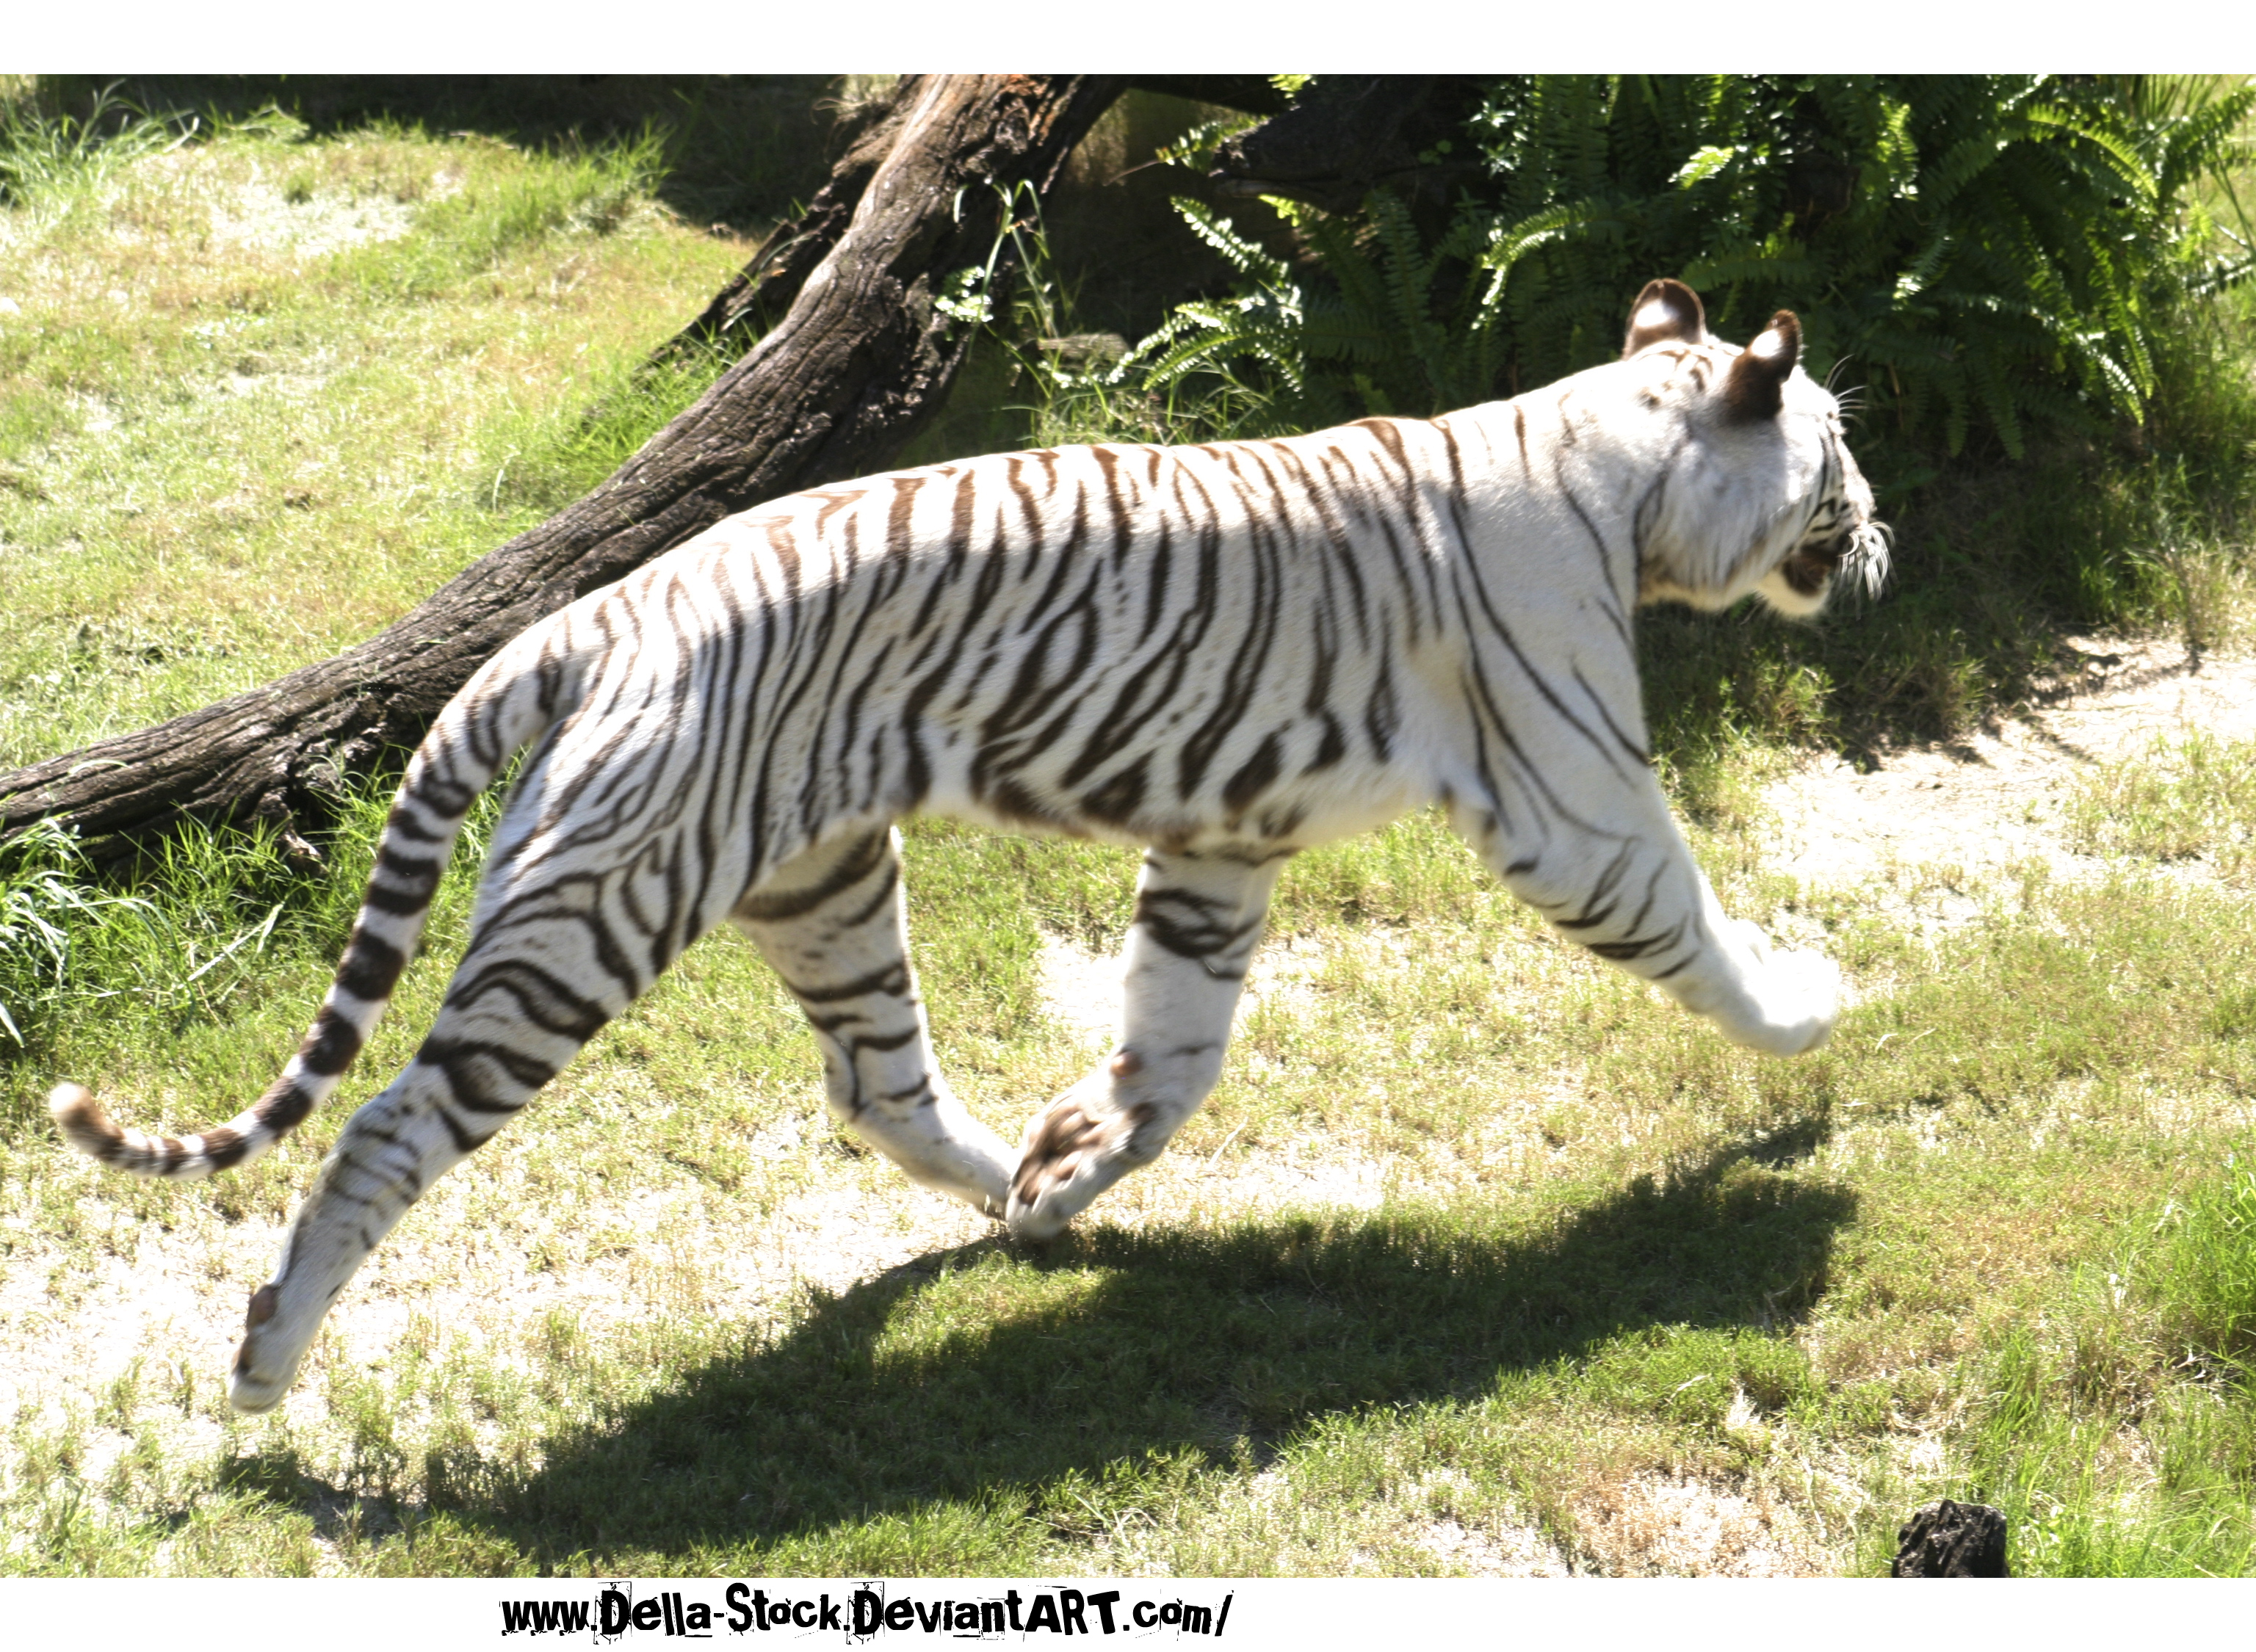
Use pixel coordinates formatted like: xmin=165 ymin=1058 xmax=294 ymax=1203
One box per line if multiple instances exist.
xmin=1208 ymin=75 xmax=1489 ymax=214
xmin=1122 ymin=77 xmax=1292 ymax=117
xmin=0 ymin=73 xmax=1126 ymax=859
xmin=1891 ymin=1499 xmax=2009 ymax=1576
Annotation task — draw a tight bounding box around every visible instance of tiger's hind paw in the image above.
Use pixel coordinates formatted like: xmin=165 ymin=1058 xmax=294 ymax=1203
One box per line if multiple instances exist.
xmin=226 ymin=1283 xmax=303 ymax=1414
xmin=1005 ymin=1082 xmax=1159 ymax=1241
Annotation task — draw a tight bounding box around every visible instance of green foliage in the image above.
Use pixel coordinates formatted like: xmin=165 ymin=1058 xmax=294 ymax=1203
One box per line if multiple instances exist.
xmin=0 ymin=84 xmax=190 ymax=221
xmin=1080 ymin=199 xmax=1318 ymax=439
xmin=952 ymin=182 xmax=1292 ymax=450
xmin=0 ymin=798 xmax=384 ymax=1066
xmin=2142 ymin=1152 xmax=2256 ymax=1370
xmin=0 ymin=822 xmax=151 ymax=1047
xmin=2067 ymin=731 xmax=2256 ymax=878
xmin=1959 ymin=1324 xmax=2256 ymax=1577
xmin=1112 ymin=186 xmax=1609 ymax=432
xmin=1110 ymin=76 xmax=2256 ymax=459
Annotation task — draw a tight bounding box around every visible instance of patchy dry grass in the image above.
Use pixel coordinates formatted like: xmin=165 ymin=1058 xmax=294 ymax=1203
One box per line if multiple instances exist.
xmin=2068 ymin=729 xmax=2256 ymax=885
xmin=3 ymin=95 xmax=2256 ymax=1579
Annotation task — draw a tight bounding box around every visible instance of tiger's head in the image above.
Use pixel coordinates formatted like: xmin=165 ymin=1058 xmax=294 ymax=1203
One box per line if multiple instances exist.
xmin=1616 ymin=278 xmax=1888 ymax=617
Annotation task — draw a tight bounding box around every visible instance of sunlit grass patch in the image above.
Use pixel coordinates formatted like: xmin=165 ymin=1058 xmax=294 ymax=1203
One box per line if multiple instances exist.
xmin=0 ymin=87 xmax=198 ymax=229
xmin=0 ymin=108 xmax=751 ymax=767
xmin=2067 ymin=731 xmax=2256 ymax=882
xmin=1901 ymin=1152 xmax=2256 ymax=1580
xmin=2142 ymin=1152 xmax=2256 ymax=1374
xmin=8 ymin=772 xmax=2256 ymax=1577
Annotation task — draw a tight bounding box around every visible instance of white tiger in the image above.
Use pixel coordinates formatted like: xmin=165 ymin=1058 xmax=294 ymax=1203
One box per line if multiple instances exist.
xmin=51 ymin=278 xmax=1884 ymax=1412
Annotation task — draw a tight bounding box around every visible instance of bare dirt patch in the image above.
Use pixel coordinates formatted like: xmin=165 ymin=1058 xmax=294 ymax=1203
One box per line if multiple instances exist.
xmin=200 ymin=179 xmax=418 ymax=261
xmin=1568 ymin=1469 xmax=1829 ymax=1576
xmin=1037 ymin=934 xmax=1121 ymax=1044
xmin=1409 ymin=1515 xmax=1572 ymax=1576
xmin=1036 ymin=930 xmax=1336 ymax=1052
xmin=1765 ymin=638 xmax=2256 ymax=901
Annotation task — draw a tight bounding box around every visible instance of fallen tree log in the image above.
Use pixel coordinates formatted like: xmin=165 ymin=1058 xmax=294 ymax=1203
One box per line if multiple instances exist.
xmin=0 ymin=73 xmax=1126 ymax=858
xmin=638 ymin=82 xmax=921 ymax=379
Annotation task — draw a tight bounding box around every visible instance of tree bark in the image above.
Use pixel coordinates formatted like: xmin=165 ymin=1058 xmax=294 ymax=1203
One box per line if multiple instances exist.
xmin=645 ymin=78 xmax=1293 ymax=380
xmin=639 ymin=81 xmax=922 ymax=377
xmin=0 ymin=73 xmax=1126 ymax=859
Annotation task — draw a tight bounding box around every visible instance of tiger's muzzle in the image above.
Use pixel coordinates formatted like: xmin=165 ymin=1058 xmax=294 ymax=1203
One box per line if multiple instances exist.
xmin=1779 ymin=518 xmax=1890 ymax=606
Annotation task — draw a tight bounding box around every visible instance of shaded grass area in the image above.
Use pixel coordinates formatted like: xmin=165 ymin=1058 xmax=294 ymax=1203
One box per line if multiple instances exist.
xmin=4 ymin=85 xmax=2256 ymax=1579
xmin=480 ymin=1164 xmax=1851 ymax=1571
xmin=1636 ymin=430 xmax=2256 ymax=784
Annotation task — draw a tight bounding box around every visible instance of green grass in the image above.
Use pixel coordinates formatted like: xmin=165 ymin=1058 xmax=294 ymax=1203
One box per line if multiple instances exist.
xmin=7 ymin=799 xmax=2255 ymax=1576
xmin=4 ymin=81 xmax=2256 ymax=1579
xmin=0 ymin=93 xmax=751 ymax=767
xmin=2068 ymin=732 xmax=2256 ymax=882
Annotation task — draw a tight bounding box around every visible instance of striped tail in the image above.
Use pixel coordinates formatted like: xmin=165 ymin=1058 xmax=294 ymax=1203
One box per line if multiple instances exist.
xmin=50 ymin=620 xmax=585 ymax=1178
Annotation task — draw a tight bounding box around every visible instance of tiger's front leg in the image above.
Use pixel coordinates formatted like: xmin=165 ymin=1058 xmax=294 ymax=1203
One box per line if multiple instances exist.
xmin=734 ymin=827 xmax=1016 ymax=1214
xmin=1008 ymin=847 xmax=1287 ymax=1239
xmin=1455 ymin=785 xmax=1837 ymax=1057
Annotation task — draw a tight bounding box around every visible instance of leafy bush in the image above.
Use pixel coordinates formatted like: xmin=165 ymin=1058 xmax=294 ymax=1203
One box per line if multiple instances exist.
xmin=1113 ymin=76 xmax=2256 ymax=458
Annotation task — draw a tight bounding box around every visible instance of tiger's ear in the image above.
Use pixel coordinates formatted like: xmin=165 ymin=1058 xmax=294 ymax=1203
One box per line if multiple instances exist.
xmin=1622 ymin=278 xmax=1707 ymax=358
xmin=1723 ymin=311 xmax=1801 ymax=420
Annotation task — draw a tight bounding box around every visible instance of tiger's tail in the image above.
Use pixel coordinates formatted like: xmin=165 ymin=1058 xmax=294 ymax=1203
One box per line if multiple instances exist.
xmin=51 ymin=617 xmax=590 ymax=1178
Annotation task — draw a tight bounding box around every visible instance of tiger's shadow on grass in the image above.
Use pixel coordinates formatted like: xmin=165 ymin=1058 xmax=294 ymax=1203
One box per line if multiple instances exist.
xmin=457 ymin=1125 xmax=1850 ymax=1560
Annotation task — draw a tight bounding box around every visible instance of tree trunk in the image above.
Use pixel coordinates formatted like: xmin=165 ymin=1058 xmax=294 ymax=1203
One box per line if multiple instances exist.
xmin=644 ymin=78 xmax=1292 ymax=379
xmin=638 ymin=83 xmax=923 ymax=378
xmin=0 ymin=73 xmax=1126 ymax=859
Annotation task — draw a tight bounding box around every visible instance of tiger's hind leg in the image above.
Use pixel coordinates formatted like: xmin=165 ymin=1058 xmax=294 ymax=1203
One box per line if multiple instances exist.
xmin=733 ymin=827 xmax=1015 ymax=1213
xmin=1008 ymin=847 xmax=1287 ymax=1240
xmin=229 ymin=846 xmax=646 ymax=1411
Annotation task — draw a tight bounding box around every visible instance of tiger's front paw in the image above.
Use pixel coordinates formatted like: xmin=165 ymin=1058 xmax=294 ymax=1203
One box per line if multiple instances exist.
xmin=1006 ymin=1077 xmax=1160 ymax=1241
xmin=1728 ymin=941 xmax=1839 ymax=1056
